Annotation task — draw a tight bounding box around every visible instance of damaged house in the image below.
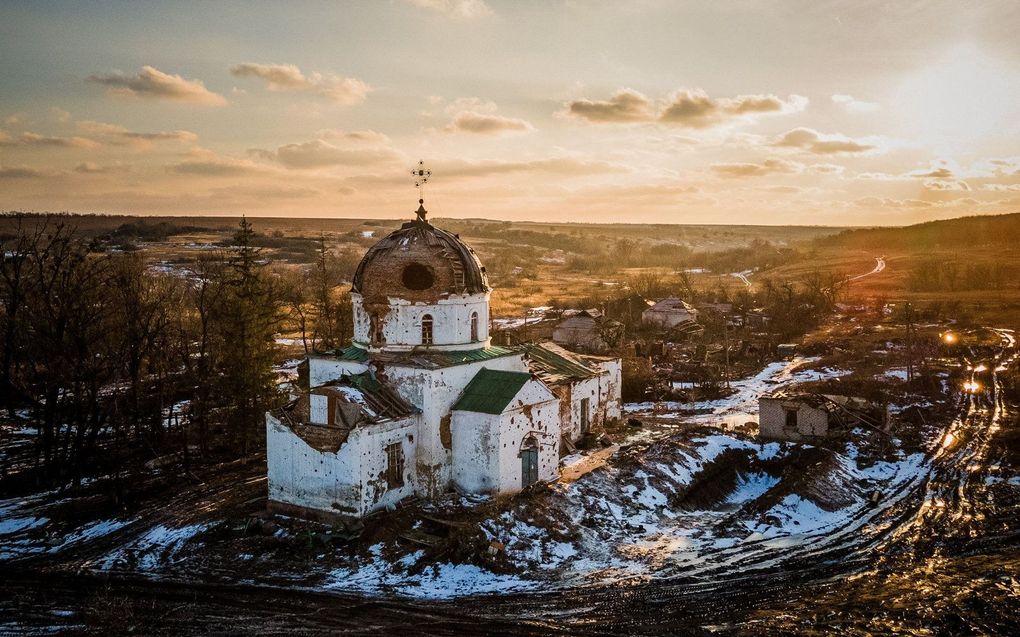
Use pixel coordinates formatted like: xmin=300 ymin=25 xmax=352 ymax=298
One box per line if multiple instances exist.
xmin=758 ymin=391 xmax=890 ymax=442
xmin=552 ymin=309 xmax=623 ymax=353
xmin=642 ymin=297 xmax=699 ymax=329
xmin=266 ymin=201 xmax=622 ymax=521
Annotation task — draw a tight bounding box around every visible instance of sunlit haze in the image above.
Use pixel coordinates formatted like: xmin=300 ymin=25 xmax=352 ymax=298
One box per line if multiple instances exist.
xmin=2 ymin=0 xmax=1019 ymax=225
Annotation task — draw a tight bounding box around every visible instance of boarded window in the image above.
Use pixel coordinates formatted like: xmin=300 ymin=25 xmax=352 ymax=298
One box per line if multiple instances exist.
xmin=385 ymin=442 xmax=404 ymax=488
xmin=470 ymin=311 xmax=479 ymax=341
xmin=785 ymin=408 xmax=798 ymax=429
xmin=580 ymin=397 xmax=590 ymax=432
xmin=421 ymin=314 xmax=434 ymax=345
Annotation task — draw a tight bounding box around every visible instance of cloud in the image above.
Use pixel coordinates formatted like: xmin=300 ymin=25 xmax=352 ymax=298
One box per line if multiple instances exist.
xmin=659 ymin=90 xmax=806 ymax=128
xmin=811 ymin=163 xmax=846 ymax=175
xmin=0 ymin=130 xmax=99 ymax=149
xmin=923 ymin=179 xmax=970 ymax=191
xmin=251 ymin=139 xmax=402 ymax=169
xmin=908 ymin=164 xmax=971 ymax=191
xmin=444 ymin=111 xmax=534 ymax=135
xmin=168 ymin=149 xmax=266 ymax=177
xmin=0 ymin=165 xmax=49 ymax=179
xmin=438 ymin=157 xmax=628 ymax=179
xmin=566 ymin=88 xmax=806 ymax=128
xmin=229 ymin=63 xmax=370 ymax=105
xmin=88 ymin=65 xmax=226 ymax=105
xmin=76 ymin=120 xmax=197 ymax=145
xmin=74 ymin=162 xmax=129 ymax=175
xmin=317 ymin=129 xmax=391 ymax=144
xmin=832 ymin=94 xmax=880 ymax=112
xmin=406 ymin=0 xmax=492 ymax=18
xmin=711 ymin=158 xmax=802 ymax=178
xmin=772 ymin=127 xmax=875 ymax=154
xmin=565 ymin=89 xmax=655 ymax=123
xmin=912 ymin=167 xmax=954 ymax=179
xmin=854 ymin=196 xmax=934 ymax=209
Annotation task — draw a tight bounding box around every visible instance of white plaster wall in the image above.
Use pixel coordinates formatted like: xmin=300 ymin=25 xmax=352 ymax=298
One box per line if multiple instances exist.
xmin=353 ymin=419 xmax=419 ymax=514
xmin=561 ymin=376 xmax=599 ymax=442
xmin=307 ymin=357 xmax=369 ymax=387
xmin=383 ymin=354 xmax=531 ymax=497
xmin=494 ymin=387 xmax=561 ymax=493
xmin=309 ymin=394 xmax=328 ymax=424
xmin=352 ymin=291 xmax=490 ymax=351
xmin=266 ymin=412 xmax=418 ymax=517
xmin=596 ymin=358 xmax=623 ymax=421
xmin=266 ymin=412 xmax=361 ymax=517
xmin=451 ymin=377 xmax=560 ymax=495
xmin=451 ymin=411 xmax=498 ymax=493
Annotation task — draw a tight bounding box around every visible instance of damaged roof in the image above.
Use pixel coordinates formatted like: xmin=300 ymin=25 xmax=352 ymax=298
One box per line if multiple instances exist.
xmin=453 ymin=368 xmax=533 ymax=415
xmin=763 ymin=391 xmax=880 ymax=414
xmin=646 ymin=297 xmax=697 ymax=313
xmin=518 ymin=342 xmax=598 ymax=385
xmin=315 ymin=373 xmax=416 ymax=422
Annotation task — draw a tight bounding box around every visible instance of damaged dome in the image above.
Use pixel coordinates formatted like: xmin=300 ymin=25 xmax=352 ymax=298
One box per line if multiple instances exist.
xmin=352 ymin=208 xmax=489 ymax=299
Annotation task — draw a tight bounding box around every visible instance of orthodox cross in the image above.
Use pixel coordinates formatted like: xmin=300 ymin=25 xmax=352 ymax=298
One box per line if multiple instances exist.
xmin=412 ymin=161 xmax=431 ymax=222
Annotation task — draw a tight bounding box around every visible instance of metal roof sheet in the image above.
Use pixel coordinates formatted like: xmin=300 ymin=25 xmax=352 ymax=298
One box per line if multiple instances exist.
xmin=452 ymin=368 xmax=533 ymax=415
xmin=518 ymin=342 xmax=598 ymax=384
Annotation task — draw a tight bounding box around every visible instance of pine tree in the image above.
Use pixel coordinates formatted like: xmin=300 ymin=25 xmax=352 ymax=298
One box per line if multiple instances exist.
xmin=216 ymin=217 xmax=281 ymax=453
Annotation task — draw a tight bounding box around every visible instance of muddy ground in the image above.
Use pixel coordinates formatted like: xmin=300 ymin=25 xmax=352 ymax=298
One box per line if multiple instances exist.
xmin=2 ymin=331 xmax=1019 ymax=635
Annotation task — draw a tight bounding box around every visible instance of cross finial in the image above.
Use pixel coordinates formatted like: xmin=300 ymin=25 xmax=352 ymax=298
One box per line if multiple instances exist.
xmin=411 ymin=160 xmax=431 ymax=223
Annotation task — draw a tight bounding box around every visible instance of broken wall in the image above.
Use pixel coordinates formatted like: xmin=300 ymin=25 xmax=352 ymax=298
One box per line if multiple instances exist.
xmin=266 ymin=412 xmax=418 ymax=518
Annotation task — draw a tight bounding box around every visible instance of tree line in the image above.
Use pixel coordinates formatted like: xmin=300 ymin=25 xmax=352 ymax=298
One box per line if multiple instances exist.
xmin=0 ymin=216 xmax=351 ymax=492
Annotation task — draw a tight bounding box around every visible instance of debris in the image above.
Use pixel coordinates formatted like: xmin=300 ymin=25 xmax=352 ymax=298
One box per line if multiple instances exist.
xmin=399 ymin=529 xmax=444 ymax=547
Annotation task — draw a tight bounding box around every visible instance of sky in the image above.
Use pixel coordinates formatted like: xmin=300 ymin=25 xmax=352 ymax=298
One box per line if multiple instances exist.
xmin=1 ymin=0 xmax=1019 ymax=226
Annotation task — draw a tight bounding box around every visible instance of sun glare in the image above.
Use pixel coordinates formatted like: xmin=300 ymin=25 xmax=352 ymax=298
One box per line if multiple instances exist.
xmin=896 ymin=45 xmax=1019 ymax=151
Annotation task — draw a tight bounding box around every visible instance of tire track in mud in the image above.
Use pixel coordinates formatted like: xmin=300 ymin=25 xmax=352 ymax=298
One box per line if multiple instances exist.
xmin=470 ymin=328 xmax=1019 ymax=631
xmin=4 ymin=333 xmax=1016 ymax=634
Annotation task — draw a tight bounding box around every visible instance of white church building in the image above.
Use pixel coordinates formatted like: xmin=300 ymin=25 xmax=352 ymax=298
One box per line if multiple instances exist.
xmin=266 ymin=201 xmax=622 ymax=521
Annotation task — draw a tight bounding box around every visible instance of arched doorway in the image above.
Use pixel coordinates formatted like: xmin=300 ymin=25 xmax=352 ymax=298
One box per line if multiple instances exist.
xmin=520 ymin=435 xmax=539 ymax=488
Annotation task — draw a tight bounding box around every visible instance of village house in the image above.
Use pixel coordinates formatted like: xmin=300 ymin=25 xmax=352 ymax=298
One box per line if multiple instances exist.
xmin=642 ymin=297 xmax=699 ymax=329
xmin=758 ymin=391 xmax=890 ymax=442
xmin=551 ymin=309 xmax=622 ymax=353
xmin=266 ymin=201 xmax=622 ymax=521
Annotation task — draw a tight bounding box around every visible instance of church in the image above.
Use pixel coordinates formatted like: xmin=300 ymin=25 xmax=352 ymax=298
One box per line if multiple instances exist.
xmin=266 ymin=198 xmax=622 ymax=521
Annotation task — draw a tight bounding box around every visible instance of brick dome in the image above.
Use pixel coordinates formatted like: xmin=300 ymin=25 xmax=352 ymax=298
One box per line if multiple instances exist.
xmin=352 ymin=210 xmax=489 ymax=300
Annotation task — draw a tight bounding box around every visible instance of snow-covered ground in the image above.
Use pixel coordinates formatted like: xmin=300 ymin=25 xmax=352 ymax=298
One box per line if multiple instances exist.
xmin=0 ymin=356 xmax=945 ymax=601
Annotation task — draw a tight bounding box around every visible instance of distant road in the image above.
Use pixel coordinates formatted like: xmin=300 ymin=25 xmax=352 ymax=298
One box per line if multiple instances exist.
xmin=848 ymin=256 xmax=886 ymax=282
xmin=729 ymin=270 xmax=753 ymax=288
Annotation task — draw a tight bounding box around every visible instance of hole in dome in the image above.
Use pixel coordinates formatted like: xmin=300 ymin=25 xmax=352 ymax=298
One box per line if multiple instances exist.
xmin=401 ymin=262 xmax=435 ymax=290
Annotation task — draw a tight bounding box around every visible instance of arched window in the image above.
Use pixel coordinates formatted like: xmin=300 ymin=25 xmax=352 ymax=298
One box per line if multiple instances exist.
xmin=421 ymin=314 xmax=434 ymax=346
xmin=371 ymin=313 xmax=385 ymax=344
xmin=470 ymin=311 xmax=479 ymax=341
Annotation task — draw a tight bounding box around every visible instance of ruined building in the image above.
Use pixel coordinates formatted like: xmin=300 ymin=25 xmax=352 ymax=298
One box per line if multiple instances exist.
xmin=758 ymin=391 xmax=890 ymax=442
xmin=266 ymin=201 xmax=622 ymax=520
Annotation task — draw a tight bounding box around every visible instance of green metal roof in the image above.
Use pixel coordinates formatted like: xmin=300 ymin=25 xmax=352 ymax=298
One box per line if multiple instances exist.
xmin=333 ymin=345 xmax=370 ymax=362
xmin=323 ymin=344 xmax=516 ymax=369
xmin=452 ymin=368 xmax=533 ymax=415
